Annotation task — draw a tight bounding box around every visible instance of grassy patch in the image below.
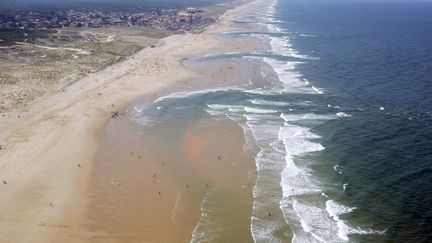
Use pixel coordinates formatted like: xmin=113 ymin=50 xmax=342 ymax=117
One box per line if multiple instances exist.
xmin=0 ymin=29 xmax=57 ymax=46
xmin=0 ymin=27 xmax=171 ymax=111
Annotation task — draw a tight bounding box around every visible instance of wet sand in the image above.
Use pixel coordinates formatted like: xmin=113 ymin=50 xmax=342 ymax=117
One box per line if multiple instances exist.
xmin=86 ymin=113 xmax=256 ymax=242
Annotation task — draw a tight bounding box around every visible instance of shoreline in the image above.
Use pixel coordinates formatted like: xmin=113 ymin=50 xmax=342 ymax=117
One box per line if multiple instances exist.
xmin=0 ymin=0 xmax=266 ymax=242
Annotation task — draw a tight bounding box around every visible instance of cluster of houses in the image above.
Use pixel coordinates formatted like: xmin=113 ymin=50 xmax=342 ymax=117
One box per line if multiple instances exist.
xmin=0 ymin=7 xmax=207 ymax=31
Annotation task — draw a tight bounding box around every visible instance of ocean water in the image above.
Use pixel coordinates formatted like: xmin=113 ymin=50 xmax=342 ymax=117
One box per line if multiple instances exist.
xmin=126 ymin=0 xmax=432 ymax=242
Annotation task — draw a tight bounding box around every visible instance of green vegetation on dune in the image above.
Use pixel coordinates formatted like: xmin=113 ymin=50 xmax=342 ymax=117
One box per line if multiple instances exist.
xmin=0 ymin=29 xmax=56 ymax=46
xmin=0 ymin=27 xmax=169 ymax=112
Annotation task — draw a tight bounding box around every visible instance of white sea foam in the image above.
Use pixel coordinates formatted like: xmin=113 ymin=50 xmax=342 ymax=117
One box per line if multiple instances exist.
xmin=291 ymin=200 xmax=341 ymax=242
xmin=246 ymin=115 xmax=291 ymax=242
xmin=245 ymin=107 xmax=279 ymax=114
xmin=279 ymin=125 xmax=325 ymax=155
xmin=205 ymin=104 xmax=246 ymax=119
xmin=267 ymin=35 xmax=318 ymax=60
xmin=239 ymin=123 xmax=258 ymax=152
xmin=328 ymin=104 xmax=342 ymax=109
xmin=343 ymin=183 xmax=349 ymax=191
xmin=243 ymin=88 xmax=281 ymax=95
xmin=299 ymin=33 xmax=317 ymax=38
xmin=277 ymin=119 xmax=340 ymax=243
xmin=280 ymin=157 xmax=321 ymax=197
xmin=333 ymin=164 xmax=343 ymax=175
xmin=126 ymin=104 xmax=155 ymax=125
xmin=281 ymin=113 xmax=335 ymax=122
xmin=190 ymin=190 xmax=220 ymax=243
xmin=311 ymin=85 xmax=324 ymax=94
xmin=262 ymin=57 xmax=313 ymax=93
xmin=224 ymin=51 xmax=241 ymax=55
xmin=242 ymin=55 xmax=263 ymax=61
xmin=282 ymin=195 xmax=381 ymax=243
xmin=243 ymin=101 xmax=356 ymax=243
xmin=267 ymin=24 xmax=283 ymax=34
xmin=276 ymin=115 xmax=379 ymax=243
xmin=266 ymin=17 xmax=286 ymax=24
xmin=326 ymin=200 xmax=386 ymax=241
xmin=251 ymin=215 xmax=285 ymax=243
xmin=207 ymin=104 xmax=244 ymax=112
xmin=154 ymin=86 xmax=243 ymax=103
xmin=262 ymin=57 xmax=323 ymax=95
xmin=248 ymin=99 xmax=290 ymax=106
xmin=133 ymin=105 xmax=145 ymax=113
xmin=205 ymin=108 xmax=227 ymax=117
xmin=336 ymin=112 xmax=352 ymax=118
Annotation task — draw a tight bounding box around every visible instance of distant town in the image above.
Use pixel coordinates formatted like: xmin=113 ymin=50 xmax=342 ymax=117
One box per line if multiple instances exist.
xmin=0 ymin=7 xmax=213 ymax=32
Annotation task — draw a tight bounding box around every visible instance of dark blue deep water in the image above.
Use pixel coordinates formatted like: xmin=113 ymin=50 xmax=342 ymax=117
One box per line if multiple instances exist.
xmin=280 ymin=1 xmax=432 ymax=241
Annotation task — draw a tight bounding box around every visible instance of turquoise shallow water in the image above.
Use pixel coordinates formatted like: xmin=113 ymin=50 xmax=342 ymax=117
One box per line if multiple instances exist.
xmin=126 ymin=0 xmax=432 ymax=242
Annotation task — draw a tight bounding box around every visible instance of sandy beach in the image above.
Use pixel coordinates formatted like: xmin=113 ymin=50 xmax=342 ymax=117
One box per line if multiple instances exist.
xmin=0 ymin=0 xmax=266 ymax=242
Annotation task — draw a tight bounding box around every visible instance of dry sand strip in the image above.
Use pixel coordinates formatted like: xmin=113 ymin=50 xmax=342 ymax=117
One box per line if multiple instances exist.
xmin=0 ymin=0 xmax=266 ymax=242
